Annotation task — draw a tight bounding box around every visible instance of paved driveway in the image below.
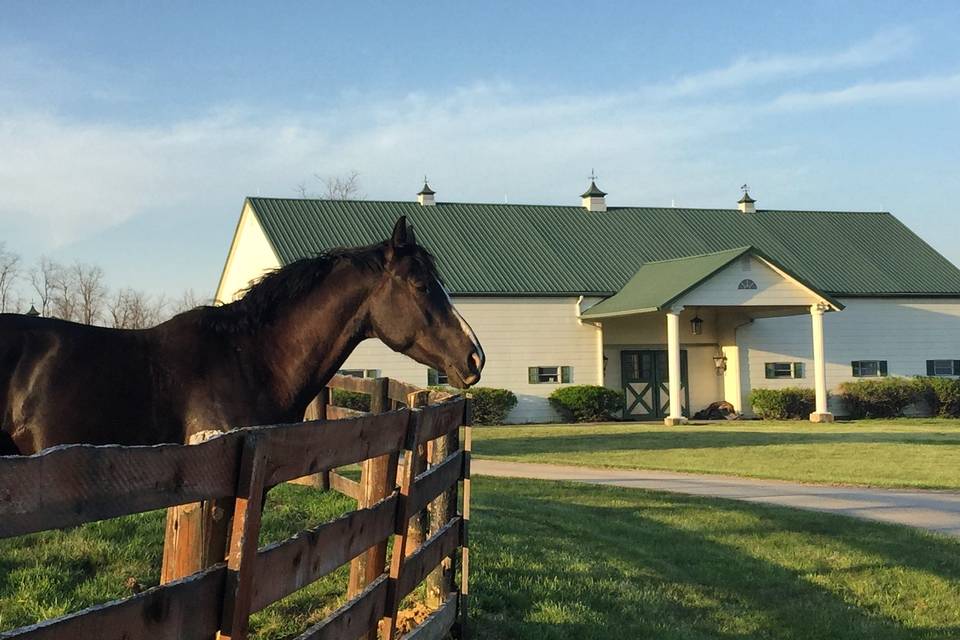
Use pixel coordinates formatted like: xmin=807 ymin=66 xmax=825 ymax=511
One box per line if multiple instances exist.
xmin=473 ymin=459 xmax=960 ymax=537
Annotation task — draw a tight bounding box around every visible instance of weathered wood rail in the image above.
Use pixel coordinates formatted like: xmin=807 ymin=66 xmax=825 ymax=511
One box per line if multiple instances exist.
xmin=0 ymin=374 xmax=471 ymax=640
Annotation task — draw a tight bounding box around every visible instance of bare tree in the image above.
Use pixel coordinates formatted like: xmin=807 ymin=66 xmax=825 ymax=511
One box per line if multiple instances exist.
xmin=170 ymin=288 xmax=211 ymax=315
xmin=0 ymin=243 xmax=21 ymax=313
xmin=295 ymin=171 xmax=364 ymax=200
xmin=49 ymin=262 xmax=79 ymax=322
xmin=108 ymin=288 xmax=165 ymax=329
xmin=73 ymin=263 xmax=107 ymax=325
xmin=320 ymin=170 xmax=364 ymax=200
xmin=29 ymin=257 xmax=60 ymax=318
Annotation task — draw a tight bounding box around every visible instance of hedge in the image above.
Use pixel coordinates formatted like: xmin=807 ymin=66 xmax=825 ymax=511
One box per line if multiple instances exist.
xmin=467 ymin=387 xmax=518 ymax=425
xmin=838 ymin=377 xmax=922 ymax=418
xmin=748 ymin=388 xmax=815 ymax=420
xmin=916 ymin=376 xmax=960 ymax=418
xmin=331 ymin=389 xmax=371 ymax=412
xmin=549 ymin=385 xmax=624 ymax=423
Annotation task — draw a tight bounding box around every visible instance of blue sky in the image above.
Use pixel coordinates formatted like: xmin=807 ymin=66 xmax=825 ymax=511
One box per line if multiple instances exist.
xmin=2 ymin=1 xmax=959 ymax=297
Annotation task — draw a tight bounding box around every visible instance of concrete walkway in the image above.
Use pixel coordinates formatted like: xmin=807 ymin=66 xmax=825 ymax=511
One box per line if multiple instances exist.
xmin=473 ymin=459 xmax=960 ymax=537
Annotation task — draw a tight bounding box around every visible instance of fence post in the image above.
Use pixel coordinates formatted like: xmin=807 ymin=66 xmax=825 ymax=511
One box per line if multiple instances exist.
xmin=458 ymin=398 xmax=473 ymax=639
xmin=425 ymin=401 xmax=464 ymax=609
xmin=405 ymin=390 xmax=431 ymax=556
xmin=289 ymin=388 xmax=331 ymax=490
xmin=219 ymin=434 xmax=269 ymax=640
xmin=160 ymin=429 xmax=233 ymax=584
xmin=348 ymin=377 xmax=398 ymax=636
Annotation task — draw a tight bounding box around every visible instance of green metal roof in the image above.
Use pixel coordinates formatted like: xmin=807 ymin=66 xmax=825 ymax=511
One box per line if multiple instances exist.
xmin=247 ymin=197 xmax=960 ymax=297
xmin=580 ymin=247 xmax=842 ymax=318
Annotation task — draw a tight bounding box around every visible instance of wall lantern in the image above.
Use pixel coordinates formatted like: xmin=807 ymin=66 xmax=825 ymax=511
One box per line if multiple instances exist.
xmin=713 ymin=354 xmax=728 ymax=373
xmin=690 ymin=316 xmax=704 ymax=335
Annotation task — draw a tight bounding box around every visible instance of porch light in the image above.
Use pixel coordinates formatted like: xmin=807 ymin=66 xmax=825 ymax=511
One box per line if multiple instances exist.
xmin=690 ymin=316 xmax=704 ymax=335
xmin=713 ymin=354 xmax=728 ymax=372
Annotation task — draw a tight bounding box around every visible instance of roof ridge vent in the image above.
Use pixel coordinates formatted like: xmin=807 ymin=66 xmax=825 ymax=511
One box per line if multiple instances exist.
xmin=738 ymin=184 xmax=756 ymax=214
xmin=417 ymin=177 xmax=436 ymax=206
xmin=581 ymin=170 xmax=607 ymax=212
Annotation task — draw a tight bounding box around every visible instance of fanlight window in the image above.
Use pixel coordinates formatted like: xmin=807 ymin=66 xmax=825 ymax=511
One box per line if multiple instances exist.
xmin=738 ymin=279 xmax=758 ymax=290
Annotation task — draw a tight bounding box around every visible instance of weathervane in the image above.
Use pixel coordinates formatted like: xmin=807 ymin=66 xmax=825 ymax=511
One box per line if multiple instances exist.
xmin=589 ymin=169 xmax=598 ymax=182
xmin=741 ymin=183 xmax=750 ymax=194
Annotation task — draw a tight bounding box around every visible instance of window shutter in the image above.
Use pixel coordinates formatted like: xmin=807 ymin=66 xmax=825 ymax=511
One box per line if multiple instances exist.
xmin=765 ymin=363 xmax=775 ymax=379
xmin=927 ymin=360 xmax=936 ymax=376
xmin=851 ymin=361 xmax=860 ymax=377
xmin=561 ymin=366 xmax=573 ymax=383
xmin=427 ymin=368 xmax=439 ymax=386
xmin=954 ymin=360 xmax=960 ymax=376
xmin=879 ymin=361 xmax=888 ymax=376
xmin=528 ymin=367 xmax=538 ymax=384
xmin=793 ymin=363 xmax=804 ymax=379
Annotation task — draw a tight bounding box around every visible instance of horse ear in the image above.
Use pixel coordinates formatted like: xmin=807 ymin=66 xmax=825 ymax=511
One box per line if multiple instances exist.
xmin=389 ymin=216 xmax=409 ymax=248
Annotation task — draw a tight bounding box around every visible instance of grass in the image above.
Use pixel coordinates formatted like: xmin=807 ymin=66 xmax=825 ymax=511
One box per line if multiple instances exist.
xmin=471 ymin=420 xmax=960 ymax=489
xmin=3 ymin=477 xmax=960 ymax=638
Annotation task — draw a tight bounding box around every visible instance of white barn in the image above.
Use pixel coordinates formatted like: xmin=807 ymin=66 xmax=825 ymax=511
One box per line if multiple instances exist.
xmin=215 ymin=182 xmax=960 ymax=424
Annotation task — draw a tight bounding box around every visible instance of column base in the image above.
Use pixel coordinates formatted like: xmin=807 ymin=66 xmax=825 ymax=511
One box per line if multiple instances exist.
xmin=809 ymin=411 xmax=834 ymax=423
xmin=664 ymin=416 xmax=689 ymax=426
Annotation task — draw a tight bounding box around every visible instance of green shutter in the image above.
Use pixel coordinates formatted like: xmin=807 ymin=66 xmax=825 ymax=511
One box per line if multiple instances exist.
xmin=427 ymin=368 xmax=439 ymax=386
xmin=765 ymin=363 xmax=775 ymax=379
xmin=793 ymin=363 xmax=804 ymax=379
xmin=879 ymin=361 xmax=888 ymax=376
xmin=927 ymin=360 xmax=936 ymax=376
xmin=851 ymin=361 xmax=860 ymax=377
xmin=953 ymin=360 xmax=960 ymax=376
xmin=561 ymin=366 xmax=573 ymax=383
xmin=528 ymin=367 xmax=539 ymax=384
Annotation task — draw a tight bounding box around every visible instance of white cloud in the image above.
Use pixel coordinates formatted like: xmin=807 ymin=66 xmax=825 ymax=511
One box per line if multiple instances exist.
xmin=658 ymin=28 xmax=915 ymax=98
xmin=768 ymin=72 xmax=960 ymax=110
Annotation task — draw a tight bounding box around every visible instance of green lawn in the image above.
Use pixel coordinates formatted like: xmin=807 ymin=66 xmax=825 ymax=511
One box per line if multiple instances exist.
xmin=3 ymin=478 xmax=960 ymax=638
xmin=472 ymin=420 xmax=960 ymax=489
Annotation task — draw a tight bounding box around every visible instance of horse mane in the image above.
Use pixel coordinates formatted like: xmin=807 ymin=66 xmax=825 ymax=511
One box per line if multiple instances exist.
xmin=204 ymin=240 xmax=442 ymax=335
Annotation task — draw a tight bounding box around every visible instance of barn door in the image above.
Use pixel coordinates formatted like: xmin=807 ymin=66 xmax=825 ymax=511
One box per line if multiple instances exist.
xmin=621 ymin=350 xmax=689 ymax=420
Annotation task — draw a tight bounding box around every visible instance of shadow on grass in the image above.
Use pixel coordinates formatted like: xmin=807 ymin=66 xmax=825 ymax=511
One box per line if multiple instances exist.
xmin=471 ymin=478 xmax=960 ymax=640
xmin=474 ymin=429 xmax=960 ymax=459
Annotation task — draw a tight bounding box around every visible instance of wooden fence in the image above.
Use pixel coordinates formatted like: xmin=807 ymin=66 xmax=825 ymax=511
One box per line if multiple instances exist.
xmin=0 ymin=374 xmax=472 ymax=640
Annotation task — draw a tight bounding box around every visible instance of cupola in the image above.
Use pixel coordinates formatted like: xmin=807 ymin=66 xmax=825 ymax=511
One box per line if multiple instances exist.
xmin=738 ymin=185 xmax=756 ymax=214
xmin=417 ymin=178 xmax=436 ymax=206
xmin=581 ymin=171 xmax=607 ymax=212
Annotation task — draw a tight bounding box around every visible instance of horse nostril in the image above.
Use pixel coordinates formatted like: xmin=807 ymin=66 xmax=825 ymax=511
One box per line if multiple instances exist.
xmin=470 ymin=351 xmax=484 ymax=372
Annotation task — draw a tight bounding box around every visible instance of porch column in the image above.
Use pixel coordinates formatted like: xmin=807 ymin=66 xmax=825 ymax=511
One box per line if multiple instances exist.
xmin=809 ymin=303 xmax=834 ymax=423
xmin=664 ymin=309 xmax=688 ymax=426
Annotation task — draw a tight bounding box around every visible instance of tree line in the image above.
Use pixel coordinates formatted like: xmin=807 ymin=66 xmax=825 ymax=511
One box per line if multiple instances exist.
xmin=0 ymin=243 xmax=209 ymax=329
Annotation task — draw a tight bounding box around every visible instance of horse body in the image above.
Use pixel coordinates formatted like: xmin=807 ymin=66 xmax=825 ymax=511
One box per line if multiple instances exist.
xmin=0 ymin=218 xmax=483 ymax=455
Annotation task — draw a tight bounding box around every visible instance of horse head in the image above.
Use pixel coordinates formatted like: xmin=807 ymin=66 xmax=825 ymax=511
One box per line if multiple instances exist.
xmin=367 ymin=217 xmax=485 ymax=388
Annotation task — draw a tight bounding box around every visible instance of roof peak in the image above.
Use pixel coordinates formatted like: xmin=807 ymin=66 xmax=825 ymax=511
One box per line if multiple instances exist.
xmin=417 ymin=181 xmax=435 ymax=196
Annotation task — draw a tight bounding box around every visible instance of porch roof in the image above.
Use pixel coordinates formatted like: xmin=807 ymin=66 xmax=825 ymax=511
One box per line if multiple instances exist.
xmin=579 ymin=246 xmax=843 ymax=319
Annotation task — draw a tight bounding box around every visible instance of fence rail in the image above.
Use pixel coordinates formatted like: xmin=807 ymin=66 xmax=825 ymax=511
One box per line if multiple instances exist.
xmin=0 ymin=374 xmax=471 ymax=640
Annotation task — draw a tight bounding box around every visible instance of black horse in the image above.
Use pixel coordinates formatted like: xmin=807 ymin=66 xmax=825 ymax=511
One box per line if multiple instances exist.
xmin=0 ymin=217 xmax=484 ymax=455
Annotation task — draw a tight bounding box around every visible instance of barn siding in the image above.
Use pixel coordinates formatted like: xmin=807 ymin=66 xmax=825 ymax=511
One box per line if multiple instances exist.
xmin=676 ymin=255 xmax=819 ymax=307
xmin=738 ymin=297 xmax=960 ymax=415
xmin=215 ymin=204 xmax=281 ymax=304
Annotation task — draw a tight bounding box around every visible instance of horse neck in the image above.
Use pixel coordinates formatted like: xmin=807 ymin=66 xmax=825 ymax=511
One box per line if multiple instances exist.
xmin=258 ymin=263 xmax=380 ymax=412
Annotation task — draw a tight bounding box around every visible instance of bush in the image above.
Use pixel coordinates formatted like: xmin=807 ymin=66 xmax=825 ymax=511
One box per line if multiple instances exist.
xmin=838 ymin=377 xmax=922 ymax=418
xmin=748 ymin=388 xmax=816 ymax=420
xmin=548 ymin=385 xmax=624 ymax=423
xmin=465 ymin=387 xmax=518 ymax=425
xmin=331 ymin=389 xmax=370 ymax=412
xmin=916 ymin=376 xmax=960 ymax=417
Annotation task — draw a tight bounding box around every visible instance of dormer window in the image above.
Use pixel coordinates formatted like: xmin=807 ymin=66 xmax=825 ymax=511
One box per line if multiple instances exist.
xmin=738 ymin=279 xmax=757 ymax=290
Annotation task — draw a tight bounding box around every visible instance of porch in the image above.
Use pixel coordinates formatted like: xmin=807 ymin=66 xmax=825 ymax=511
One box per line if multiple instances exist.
xmin=579 ymin=247 xmax=842 ymax=424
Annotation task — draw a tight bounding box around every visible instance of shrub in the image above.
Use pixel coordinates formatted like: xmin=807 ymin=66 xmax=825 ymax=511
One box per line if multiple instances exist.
xmin=916 ymin=376 xmax=960 ymax=417
xmin=838 ymin=377 xmax=922 ymax=418
xmin=748 ymin=387 xmax=816 ymax=420
xmin=331 ymin=389 xmax=370 ymax=412
xmin=468 ymin=387 xmax=518 ymax=425
xmin=548 ymin=385 xmax=624 ymax=423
